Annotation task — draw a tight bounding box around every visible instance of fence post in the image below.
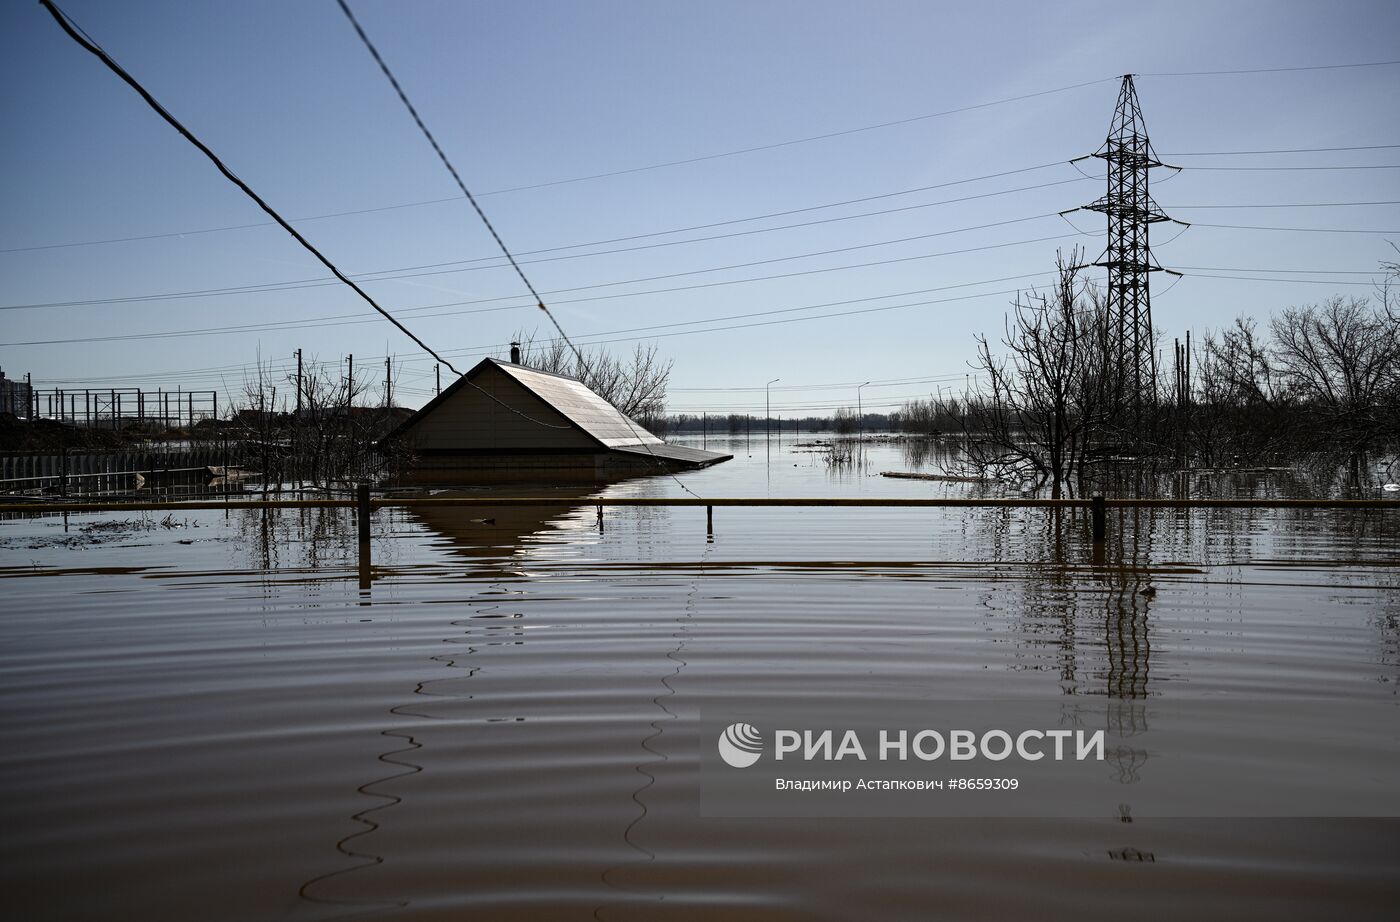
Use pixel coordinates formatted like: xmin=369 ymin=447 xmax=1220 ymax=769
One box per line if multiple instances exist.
xmin=1091 ymin=495 xmax=1106 ymax=543
xmin=597 ymin=504 xmax=604 ymax=533
xmin=706 ymin=504 xmax=713 ymax=535
xmin=357 ymin=483 xmax=371 ymax=547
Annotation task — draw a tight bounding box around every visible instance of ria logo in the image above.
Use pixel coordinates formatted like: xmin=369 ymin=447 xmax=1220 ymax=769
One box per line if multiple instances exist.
xmin=718 ymin=722 xmax=764 ymax=768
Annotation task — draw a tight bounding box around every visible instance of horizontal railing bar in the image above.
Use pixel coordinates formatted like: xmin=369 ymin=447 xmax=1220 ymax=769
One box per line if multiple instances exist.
xmin=1 ymin=497 xmax=1397 ymax=514
xmin=0 ymin=468 xmax=211 ymax=484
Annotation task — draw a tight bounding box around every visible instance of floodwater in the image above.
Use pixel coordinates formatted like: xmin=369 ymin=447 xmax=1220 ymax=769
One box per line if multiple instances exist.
xmin=2 ymin=436 xmax=1397 ymax=920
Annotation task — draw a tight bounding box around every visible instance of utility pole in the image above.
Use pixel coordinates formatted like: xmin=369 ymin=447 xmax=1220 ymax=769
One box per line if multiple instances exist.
xmin=294 ymin=348 xmax=303 ymax=491
xmin=1069 ymin=74 xmax=1182 ymax=430
xmin=384 ymin=357 xmax=392 ymax=409
xmin=857 ymin=381 xmax=870 ymax=437
xmin=434 ymin=363 xmax=440 ymax=395
xmin=766 ymin=378 xmax=780 ymax=452
xmin=346 ymin=354 xmax=353 ymax=409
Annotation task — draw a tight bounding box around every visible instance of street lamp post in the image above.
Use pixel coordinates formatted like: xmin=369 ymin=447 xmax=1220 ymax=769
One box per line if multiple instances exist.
xmin=857 ymin=381 xmax=870 ymax=437
xmin=766 ymin=378 xmax=780 ymax=449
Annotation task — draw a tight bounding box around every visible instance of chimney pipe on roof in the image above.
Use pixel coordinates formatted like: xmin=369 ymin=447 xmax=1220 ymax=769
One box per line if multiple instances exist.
xmin=510 ymin=341 xmax=521 ymax=364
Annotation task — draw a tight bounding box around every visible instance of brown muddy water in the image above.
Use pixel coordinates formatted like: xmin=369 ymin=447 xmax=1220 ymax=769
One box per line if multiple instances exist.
xmin=2 ymin=437 xmax=1398 ymax=920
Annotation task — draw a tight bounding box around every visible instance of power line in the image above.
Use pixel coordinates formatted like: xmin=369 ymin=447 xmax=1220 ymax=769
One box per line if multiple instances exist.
xmin=334 ymin=0 xmax=585 ymax=362
xmin=671 ymin=390 xmax=982 ymax=412
xmin=458 ymin=79 xmax=1120 ymax=198
xmin=38 ymin=1 xmax=580 ymax=430
xmin=6 ymin=150 xmax=1393 ymax=255
xmin=1175 ymin=265 xmax=1384 ymax=275
xmin=1173 ymin=200 xmax=1400 ymax=209
xmin=336 ymin=0 xmax=685 ymax=477
xmin=1187 ymin=164 xmax=1400 ymax=172
xmin=1165 ymin=143 xmax=1400 ymax=155
xmin=674 ymin=372 xmax=974 ymax=393
xmin=36 ymin=0 xmax=460 ymax=376
xmin=2 ymin=266 xmax=1058 ymax=348
xmin=2 ymin=233 xmax=1087 ymax=346
xmin=471 ymin=64 xmax=1394 ymax=194
xmin=10 ymin=235 xmax=1385 ymax=355
xmin=17 ymin=235 xmax=1388 ymax=353
xmin=3 ymin=43 xmax=1393 ymax=255
xmin=28 ymin=252 xmax=1385 ymax=389
xmin=320 ymin=177 xmax=1088 ymax=286
xmin=0 ymin=194 xmax=466 ymax=254
xmin=1 ymin=212 xmax=1078 ymax=311
xmin=1141 ymin=61 xmax=1400 ymax=77
xmin=1180 ymin=272 xmax=1379 ymax=286
xmin=316 ymin=264 xmax=1391 ymax=361
xmin=0 ymin=156 xmax=1075 ymax=267
xmin=1191 ymin=221 xmax=1400 ymax=234
xmin=453 ymin=287 xmax=1035 ymax=357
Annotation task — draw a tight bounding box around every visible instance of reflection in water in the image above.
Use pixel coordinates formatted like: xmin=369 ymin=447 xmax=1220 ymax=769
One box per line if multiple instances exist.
xmin=300 ymin=575 xmax=522 ymax=911
xmin=966 ymin=505 xmax=1157 ymax=699
xmin=595 ymin=527 xmax=709 ymax=920
xmin=296 ymin=726 xmax=421 ymax=913
xmin=300 ymin=493 xmax=590 ymax=911
xmin=410 ymin=491 xmax=595 ymax=579
xmin=4 ymin=444 xmax=1399 ymax=920
xmin=898 ymin=436 xmax=964 ymax=473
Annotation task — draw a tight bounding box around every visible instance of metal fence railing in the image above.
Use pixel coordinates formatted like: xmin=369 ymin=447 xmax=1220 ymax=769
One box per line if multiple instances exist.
xmin=3 ymin=491 xmax=1394 ymax=585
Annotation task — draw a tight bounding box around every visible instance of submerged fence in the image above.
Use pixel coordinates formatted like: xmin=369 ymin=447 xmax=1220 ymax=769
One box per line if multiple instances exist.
xmin=2 ymin=491 xmax=1394 ymax=531
xmin=0 ymin=445 xmax=242 ymax=496
xmin=2 ymin=491 xmax=1394 ymax=588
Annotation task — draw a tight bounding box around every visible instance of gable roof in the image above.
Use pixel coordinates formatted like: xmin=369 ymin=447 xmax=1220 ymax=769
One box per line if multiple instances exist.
xmin=380 ymin=357 xmax=663 ymax=451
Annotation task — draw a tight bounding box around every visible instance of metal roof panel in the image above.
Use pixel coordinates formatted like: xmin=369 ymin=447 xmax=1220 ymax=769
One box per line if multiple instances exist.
xmin=494 ymin=362 xmax=664 ymax=447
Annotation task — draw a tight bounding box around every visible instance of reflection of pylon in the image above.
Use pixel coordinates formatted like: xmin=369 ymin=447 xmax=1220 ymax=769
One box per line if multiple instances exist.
xmin=1072 ymin=75 xmax=1181 ymax=419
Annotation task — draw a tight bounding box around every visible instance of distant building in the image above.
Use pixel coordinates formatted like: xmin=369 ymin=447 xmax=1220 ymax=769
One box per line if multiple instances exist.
xmin=0 ymin=374 xmax=33 ymax=418
xmin=381 ymin=357 xmax=730 ymax=483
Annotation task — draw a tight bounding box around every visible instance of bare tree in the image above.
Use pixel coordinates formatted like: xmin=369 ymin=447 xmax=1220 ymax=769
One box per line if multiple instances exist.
xmin=511 ymin=332 xmax=672 ymax=424
xmin=952 ymin=250 xmax=1109 ymax=496
xmin=1270 ymin=296 xmax=1400 ymax=449
xmin=236 ymin=354 xmax=407 ymax=492
xmin=1189 ymin=318 xmax=1291 ymax=466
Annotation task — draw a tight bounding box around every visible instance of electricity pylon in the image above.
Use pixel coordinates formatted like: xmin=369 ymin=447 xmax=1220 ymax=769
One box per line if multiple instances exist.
xmin=1071 ymin=75 xmax=1180 ymax=429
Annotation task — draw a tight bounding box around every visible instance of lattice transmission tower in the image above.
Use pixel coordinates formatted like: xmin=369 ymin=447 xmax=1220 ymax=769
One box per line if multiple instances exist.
xmin=1072 ymin=75 xmax=1179 ymax=420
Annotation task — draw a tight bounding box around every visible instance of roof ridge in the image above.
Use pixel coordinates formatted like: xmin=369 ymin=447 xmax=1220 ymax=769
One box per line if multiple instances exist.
xmin=485 ymin=356 xmax=586 ymax=385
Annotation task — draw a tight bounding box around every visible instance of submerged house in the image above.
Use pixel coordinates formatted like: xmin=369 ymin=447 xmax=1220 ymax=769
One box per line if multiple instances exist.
xmin=380 ymin=355 xmax=731 ymax=483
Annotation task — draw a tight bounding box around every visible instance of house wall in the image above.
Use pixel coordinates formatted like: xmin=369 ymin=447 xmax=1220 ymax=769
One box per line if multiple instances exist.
xmin=395 ymin=450 xmax=681 ymax=485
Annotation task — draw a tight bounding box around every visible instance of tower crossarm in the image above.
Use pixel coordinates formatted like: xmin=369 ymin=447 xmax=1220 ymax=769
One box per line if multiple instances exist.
xmin=1082 ymin=197 xmax=1172 ymax=223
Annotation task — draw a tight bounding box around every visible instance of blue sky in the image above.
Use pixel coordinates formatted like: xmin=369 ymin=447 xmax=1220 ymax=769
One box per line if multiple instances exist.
xmin=2 ymin=0 xmax=1398 ymax=417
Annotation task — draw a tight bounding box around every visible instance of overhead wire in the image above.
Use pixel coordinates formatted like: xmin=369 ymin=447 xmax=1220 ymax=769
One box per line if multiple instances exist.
xmin=27 ymin=249 xmax=1387 ymax=390
xmin=38 ymin=0 xmax=578 ymax=430
xmin=6 ymin=151 xmax=1395 ymax=256
xmin=1139 ymin=61 xmax=1400 ymax=77
xmin=10 ymin=162 xmax=1079 ymax=264
xmin=334 ymin=0 xmax=583 ymax=364
xmin=35 ymin=0 xmax=460 ymax=376
xmin=1186 ymin=164 xmax=1400 ymax=171
xmin=453 ymin=79 xmax=1121 ymax=198
xmin=1164 ymin=143 xmax=1400 ymax=156
xmin=1189 ymin=221 xmax=1400 ymax=234
xmin=336 ymin=0 xmax=695 ymax=484
xmin=2 ymin=235 xmax=1088 ymax=346
xmin=1172 ymin=200 xmax=1400 ymax=209
xmin=0 ymin=193 xmax=466 ymax=254
xmin=1 ymin=214 xmax=1084 ymax=312
xmin=19 ymin=26 xmax=1400 ymax=397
